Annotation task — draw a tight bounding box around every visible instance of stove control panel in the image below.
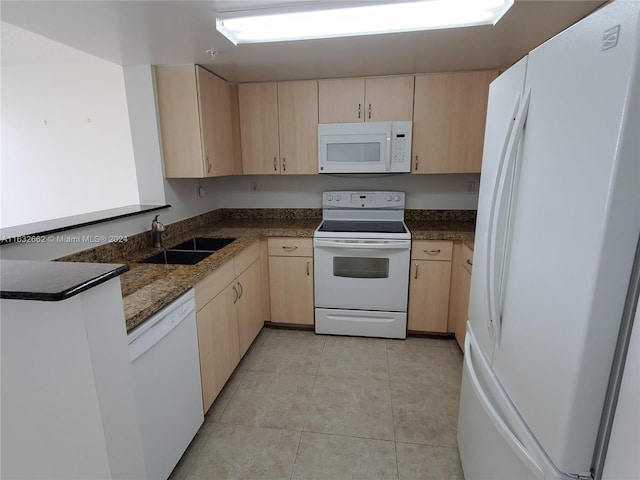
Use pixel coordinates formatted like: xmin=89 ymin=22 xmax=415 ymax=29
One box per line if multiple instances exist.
xmin=323 ymin=191 xmax=405 ymax=209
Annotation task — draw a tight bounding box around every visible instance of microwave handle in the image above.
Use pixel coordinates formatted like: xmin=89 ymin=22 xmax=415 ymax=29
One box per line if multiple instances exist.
xmin=385 ymin=124 xmax=392 ymax=171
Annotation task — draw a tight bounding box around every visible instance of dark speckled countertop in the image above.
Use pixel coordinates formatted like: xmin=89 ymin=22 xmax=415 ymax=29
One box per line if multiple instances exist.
xmin=58 ymin=209 xmax=474 ymax=332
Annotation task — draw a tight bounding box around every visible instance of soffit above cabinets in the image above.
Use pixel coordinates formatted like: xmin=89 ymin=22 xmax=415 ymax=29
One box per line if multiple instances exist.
xmin=1 ymin=0 xmax=605 ymax=83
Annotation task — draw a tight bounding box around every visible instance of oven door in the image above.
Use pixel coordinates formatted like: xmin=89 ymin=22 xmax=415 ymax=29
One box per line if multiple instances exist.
xmin=313 ymin=238 xmax=411 ymax=312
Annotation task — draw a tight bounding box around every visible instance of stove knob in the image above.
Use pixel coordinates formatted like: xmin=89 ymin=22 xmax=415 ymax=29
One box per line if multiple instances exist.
xmin=386 ymin=195 xmax=392 ymax=202
xmin=327 ymin=194 xmax=333 ymax=201
xmin=335 ymin=194 xmax=341 ymax=201
xmin=394 ymin=195 xmax=401 ymax=202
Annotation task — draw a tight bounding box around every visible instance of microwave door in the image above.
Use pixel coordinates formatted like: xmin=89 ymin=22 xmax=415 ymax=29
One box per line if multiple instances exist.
xmin=319 ymin=132 xmax=387 ymax=173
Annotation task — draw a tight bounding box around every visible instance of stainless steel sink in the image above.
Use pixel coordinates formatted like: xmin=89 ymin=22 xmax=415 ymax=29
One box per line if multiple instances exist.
xmin=171 ymin=237 xmax=236 ymax=251
xmin=139 ymin=237 xmax=236 ymax=265
xmin=139 ymin=250 xmax=215 ymax=265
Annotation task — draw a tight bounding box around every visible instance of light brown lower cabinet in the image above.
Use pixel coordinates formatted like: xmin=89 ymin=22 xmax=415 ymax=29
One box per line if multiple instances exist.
xmin=449 ymin=243 xmax=473 ymax=351
xmin=267 ymin=237 xmax=314 ymax=325
xmin=194 ymin=240 xmax=264 ymax=413
xmin=236 ymin=259 xmax=264 ymax=357
xmin=196 ymin=281 xmax=240 ymax=412
xmin=408 ymin=240 xmax=453 ymax=333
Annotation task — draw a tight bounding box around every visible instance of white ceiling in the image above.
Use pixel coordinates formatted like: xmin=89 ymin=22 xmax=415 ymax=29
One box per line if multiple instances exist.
xmin=1 ymin=0 xmax=606 ymax=83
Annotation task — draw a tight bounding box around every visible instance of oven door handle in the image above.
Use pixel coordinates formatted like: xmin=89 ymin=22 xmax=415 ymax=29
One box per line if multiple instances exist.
xmin=314 ymin=238 xmax=411 ymax=250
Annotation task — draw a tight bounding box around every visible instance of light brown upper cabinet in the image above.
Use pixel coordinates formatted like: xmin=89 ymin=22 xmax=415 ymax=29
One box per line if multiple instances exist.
xmin=239 ymin=80 xmax=318 ymax=175
xmin=155 ymin=65 xmax=240 ymax=178
xmin=318 ymin=76 xmax=414 ymax=123
xmin=412 ymin=70 xmax=499 ymax=174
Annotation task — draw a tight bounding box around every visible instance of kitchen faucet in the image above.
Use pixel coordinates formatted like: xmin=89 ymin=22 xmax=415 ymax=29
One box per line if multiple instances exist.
xmin=151 ymin=215 xmax=165 ymax=248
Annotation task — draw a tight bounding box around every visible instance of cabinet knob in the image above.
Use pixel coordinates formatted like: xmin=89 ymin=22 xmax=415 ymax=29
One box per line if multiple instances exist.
xmin=466 ymin=259 xmax=473 ymax=267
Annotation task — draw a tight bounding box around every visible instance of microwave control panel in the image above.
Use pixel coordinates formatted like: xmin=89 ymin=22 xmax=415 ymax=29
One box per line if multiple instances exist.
xmin=392 ymin=133 xmax=408 ymax=165
xmin=323 ymin=191 xmax=405 ymax=209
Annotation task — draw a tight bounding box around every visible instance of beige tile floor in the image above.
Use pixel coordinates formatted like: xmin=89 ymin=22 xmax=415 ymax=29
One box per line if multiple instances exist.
xmin=169 ymin=327 xmax=465 ymax=480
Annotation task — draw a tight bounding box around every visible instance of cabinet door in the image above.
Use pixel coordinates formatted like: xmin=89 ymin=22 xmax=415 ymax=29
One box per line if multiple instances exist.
xmin=365 ymin=76 xmax=414 ymax=121
xmin=155 ymin=65 xmax=204 ymax=178
xmin=196 ymin=283 xmax=240 ymax=413
xmin=196 ymin=66 xmax=237 ymax=177
xmin=412 ymin=70 xmax=498 ymax=174
xmin=278 ymin=80 xmax=318 ymax=174
xmin=239 ymin=82 xmax=281 ymax=174
xmin=236 ymin=260 xmax=264 ymax=357
xmin=268 ymin=256 xmax=314 ymax=325
xmin=318 ymin=78 xmax=365 ymax=123
xmin=408 ymin=259 xmax=452 ymax=332
xmin=453 ymin=262 xmax=472 ymax=351
xmin=453 ymin=245 xmax=473 ymax=351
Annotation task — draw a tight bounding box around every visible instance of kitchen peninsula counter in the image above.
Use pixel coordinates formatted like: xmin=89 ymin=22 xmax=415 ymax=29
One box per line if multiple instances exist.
xmin=57 ymin=209 xmax=475 ymax=332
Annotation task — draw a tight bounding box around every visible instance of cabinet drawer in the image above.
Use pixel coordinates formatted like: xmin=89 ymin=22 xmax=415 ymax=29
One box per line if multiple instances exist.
xmin=195 ymin=260 xmax=234 ymax=311
xmin=234 ymin=240 xmax=260 ymax=276
xmin=461 ymin=244 xmax=473 ymax=274
xmin=268 ymin=237 xmax=313 ymax=257
xmin=411 ymin=240 xmax=453 ymax=261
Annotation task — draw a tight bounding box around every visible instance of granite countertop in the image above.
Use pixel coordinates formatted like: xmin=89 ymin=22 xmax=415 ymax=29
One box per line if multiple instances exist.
xmin=57 ymin=210 xmax=475 ymax=332
xmin=407 ymin=220 xmax=475 ymax=250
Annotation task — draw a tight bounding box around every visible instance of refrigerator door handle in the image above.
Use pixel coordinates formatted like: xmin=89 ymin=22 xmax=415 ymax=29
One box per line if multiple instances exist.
xmin=487 ymin=88 xmax=532 ymax=346
xmin=465 ymin=331 xmax=545 ymax=478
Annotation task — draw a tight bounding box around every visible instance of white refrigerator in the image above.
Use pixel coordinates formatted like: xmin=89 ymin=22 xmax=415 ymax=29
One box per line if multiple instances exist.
xmin=457 ymin=1 xmax=640 ymax=479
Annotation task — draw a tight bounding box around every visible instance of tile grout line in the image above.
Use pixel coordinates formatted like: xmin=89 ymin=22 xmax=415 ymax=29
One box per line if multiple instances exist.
xmin=387 ymin=339 xmax=401 ymax=480
xmin=290 ymin=333 xmax=326 ymax=479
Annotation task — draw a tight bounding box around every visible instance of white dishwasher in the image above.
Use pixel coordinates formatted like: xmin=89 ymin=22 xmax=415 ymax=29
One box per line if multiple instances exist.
xmin=128 ymin=289 xmax=203 ymax=480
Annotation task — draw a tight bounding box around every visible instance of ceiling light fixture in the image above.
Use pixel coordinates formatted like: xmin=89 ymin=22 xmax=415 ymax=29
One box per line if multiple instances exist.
xmin=216 ymin=0 xmax=513 ymax=45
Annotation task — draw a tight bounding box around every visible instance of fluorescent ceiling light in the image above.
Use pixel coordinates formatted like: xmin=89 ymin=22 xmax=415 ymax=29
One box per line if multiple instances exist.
xmin=216 ymin=0 xmax=514 ymax=45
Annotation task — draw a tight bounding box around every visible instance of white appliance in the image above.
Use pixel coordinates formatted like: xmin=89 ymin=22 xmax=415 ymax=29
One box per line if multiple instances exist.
xmin=318 ymin=121 xmax=412 ymax=173
xmin=458 ymin=2 xmax=640 ymax=479
xmin=314 ymin=191 xmax=411 ymax=339
xmin=128 ymin=290 xmax=204 ymax=480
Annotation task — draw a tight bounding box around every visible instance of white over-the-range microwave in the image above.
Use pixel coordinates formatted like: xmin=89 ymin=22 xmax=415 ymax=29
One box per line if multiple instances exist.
xmin=318 ymin=121 xmax=412 ymax=174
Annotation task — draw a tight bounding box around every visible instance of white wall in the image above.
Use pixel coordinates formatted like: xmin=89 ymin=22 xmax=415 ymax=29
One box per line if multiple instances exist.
xmin=215 ymin=173 xmax=479 ymax=210
xmin=1 ymin=23 xmax=140 ymax=228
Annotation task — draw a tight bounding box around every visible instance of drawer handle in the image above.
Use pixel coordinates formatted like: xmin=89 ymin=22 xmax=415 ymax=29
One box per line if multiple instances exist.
xmin=414 ymin=263 xmax=419 ymax=279
xmin=358 ymin=103 xmax=361 ymax=119
xmin=273 ymin=157 xmax=277 ymax=171
xmin=368 ymin=103 xmax=372 ymax=119
xmin=466 ymin=259 xmax=473 ymax=267
xmin=232 ymin=285 xmax=238 ymax=304
xmin=415 ymin=155 xmax=419 ymax=170
xmin=306 ymin=259 xmax=310 ymax=276
xmin=282 ymin=157 xmax=286 ymax=172
xmin=282 ymin=245 xmax=298 ymax=252
xmin=425 ymin=249 xmax=441 ymax=255
xmin=206 ymin=157 xmax=212 ymax=173
xmin=237 ymin=281 xmax=243 ymax=299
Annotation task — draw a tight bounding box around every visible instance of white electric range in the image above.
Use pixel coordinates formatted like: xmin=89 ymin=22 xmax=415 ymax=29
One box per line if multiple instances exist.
xmin=313 ymin=191 xmax=411 ymax=339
